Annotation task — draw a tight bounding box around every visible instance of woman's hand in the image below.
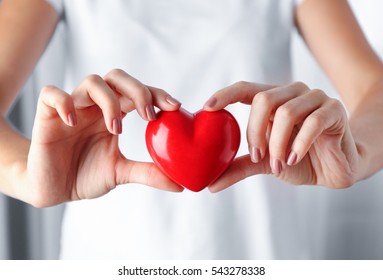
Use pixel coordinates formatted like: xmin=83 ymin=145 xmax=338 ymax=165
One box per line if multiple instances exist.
xmin=204 ymin=81 xmax=360 ymax=192
xmin=25 ymin=69 xmax=183 ymax=207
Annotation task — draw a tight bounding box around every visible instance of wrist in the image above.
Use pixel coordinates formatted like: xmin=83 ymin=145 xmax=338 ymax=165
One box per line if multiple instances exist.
xmin=353 ymin=140 xmax=378 ymax=183
xmin=353 ymin=141 xmax=367 ymax=180
xmin=2 ymin=157 xmax=30 ymax=202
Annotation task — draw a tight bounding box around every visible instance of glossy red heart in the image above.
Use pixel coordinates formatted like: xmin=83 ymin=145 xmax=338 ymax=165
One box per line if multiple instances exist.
xmin=146 ymin=108 xmax=240 ymax=192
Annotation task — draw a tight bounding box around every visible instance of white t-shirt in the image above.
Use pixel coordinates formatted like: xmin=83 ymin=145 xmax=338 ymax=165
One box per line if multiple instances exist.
xmin=45 ymin=0 xmax=310 ymax=259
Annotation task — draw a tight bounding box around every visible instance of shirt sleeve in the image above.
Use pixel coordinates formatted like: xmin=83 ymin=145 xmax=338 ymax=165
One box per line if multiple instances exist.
xmin=45 ymin=0 xmax=64 ymax=16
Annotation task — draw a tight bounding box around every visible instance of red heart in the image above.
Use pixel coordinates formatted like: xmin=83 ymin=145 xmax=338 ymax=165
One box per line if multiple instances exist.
xmin=145 ymin=108 xmax=240 ymax=192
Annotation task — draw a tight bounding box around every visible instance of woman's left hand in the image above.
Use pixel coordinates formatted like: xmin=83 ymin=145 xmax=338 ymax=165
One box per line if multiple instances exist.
xmin=203 ymin=81 xmax=360 ymax=192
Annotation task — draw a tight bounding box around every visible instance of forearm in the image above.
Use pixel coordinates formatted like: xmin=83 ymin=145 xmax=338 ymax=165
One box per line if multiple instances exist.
xmin=349 ymin=81 xmax=383 ymax=181
xmin=0 ymin=0 xmax=59 ymax=113
xmin=0 ymin=0 xmax=59 ymax=203
xmin=0 ymin=115 xmax=30 ymax=201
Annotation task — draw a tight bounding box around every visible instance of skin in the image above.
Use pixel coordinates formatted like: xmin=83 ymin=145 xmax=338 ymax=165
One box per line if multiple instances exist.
xmin=0 ymin=0 xmax=382 ymax=207
xmin=205 ymin=0 xmax=383 ymax=192
xmin=0 ymin=0 xmax=183 ymax=208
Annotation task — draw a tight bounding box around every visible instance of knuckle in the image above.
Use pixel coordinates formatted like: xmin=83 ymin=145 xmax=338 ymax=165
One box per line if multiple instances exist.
xmin=331 ymin=174 xmax=354 ymax=189
xmin=327 ymin=98 xmax=343 ymax=110
xmin=101 ymin=92 xmax=120 ymax=110
xmin=310 ymin=89 xmax=326 ymax=99
xmin=107 ymin=68 xmax=125 ymax=78
xmin=85 ymin=74 xmax=103 ymax=86
xmin=40 ymin=85 xmax=57 ymax=96
xmin=275 ymin=104 xmax=295 ymax=120
xmin=326 ymin=98 xmax=347 ymax=119
xmin=40 ymin=85 xmax=72 ymax=108
xmin=132 ymin=84 xmax=149 ymax=99
xmin=338 ymin=178 xmax=354 ymax=189
xmin=154 ymin=88 xmax=167 ymax=97
xmin=253 ymin=91 xmax=272 ymax=107
xmin=290 ymin=81 xmax=309 ymax=92
xmin=306 ymin=113 xmax=324 ymax=130
xmin=105 ymin=96 xmax=119 ymax=109
xmin=233 ymin=80 xmax=250 ymax=88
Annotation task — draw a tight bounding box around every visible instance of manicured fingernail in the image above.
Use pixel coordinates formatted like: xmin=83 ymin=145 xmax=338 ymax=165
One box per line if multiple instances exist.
xmin=112 ymin=117 xmax=122 ymax=134
xmin=250 ymin=146 xmax=261 ymax=163
xmin=287 ymin=151 xmax=297 ymax=166
xmin=271 ymin=158 xmax=282 ymax=174
xmin=146 ymin=105 xmax=156 ymax=121
xmin=68 ymin=112 xmax=77 ymax=127
xmin=204 ymin=97 xmax=217 ymax=108
xmin=166 ymin=95 xmax=181 ymax=106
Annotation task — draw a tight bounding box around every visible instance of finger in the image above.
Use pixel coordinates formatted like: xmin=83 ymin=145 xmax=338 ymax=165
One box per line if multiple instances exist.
xmin=287 ymin=99 xmax=347 ymax=166
xmin=147 ymin=86 xmax=181 ymax=111
xmin=247 ymin=82 xmax=310 ymax=163
xmin=114 ymin=86 xmax=181 ymax=116
xmin=116 ymin=159 xmax=184 ymax=192
xmin=203 ymin=81 xmax=275 ymax=111
xmin=268 ymin=89 xmax=327 ymax=173
xmin=208 ymin=154 xmax=271 ymax=193
xmin=104 ymin=69 xmax=180 ymax=122
xmin=38 ymin=85 xmax=77 ymax=127
xmin=103 ymin=69 xmax=155 ymax=120
xmin=72 ymin=74 xmax=122 ymax=135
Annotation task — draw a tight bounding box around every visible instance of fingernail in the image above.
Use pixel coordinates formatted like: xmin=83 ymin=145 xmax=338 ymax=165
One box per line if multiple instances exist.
xmin=112 ymin=117 xmax=122 ymax=134
xmin=271 ymin=158 xmax=282 ymax=174
xmin=250 ymin=146 xmax=261 ymax=163
xmin=165 ymin=95 xmax=181 ymax=106
xmin=146 ymin=105 xmax=156 ymax=121
xmin=287 ymin=151 xmax=297 ymax=166
xmin=68 ymin=112 xmax=77 ymax=127
xmin=204 ymin=97 xmax=217 ymax=108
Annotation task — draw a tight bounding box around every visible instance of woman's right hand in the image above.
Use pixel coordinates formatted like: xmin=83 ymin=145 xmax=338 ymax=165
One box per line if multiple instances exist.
xmin=23 ymin=69 xmax=183 ymax=207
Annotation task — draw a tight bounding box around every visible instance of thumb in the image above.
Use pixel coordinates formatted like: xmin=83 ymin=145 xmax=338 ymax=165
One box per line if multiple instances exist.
xmin=208 ymin=154 xmax=271 ymax=193
xmin=115 ymin=158 xmax=184 ymax=192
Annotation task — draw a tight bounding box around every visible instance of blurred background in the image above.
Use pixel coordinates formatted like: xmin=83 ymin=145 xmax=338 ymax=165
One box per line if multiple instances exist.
xmin=0 ymin=0 xmax=382 ymax=259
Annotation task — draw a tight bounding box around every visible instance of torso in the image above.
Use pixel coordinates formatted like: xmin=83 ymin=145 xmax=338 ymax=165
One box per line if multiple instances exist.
xmin=56 ymin=0 xmax=302 ymax=259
